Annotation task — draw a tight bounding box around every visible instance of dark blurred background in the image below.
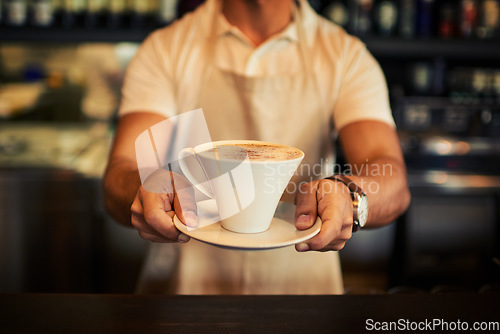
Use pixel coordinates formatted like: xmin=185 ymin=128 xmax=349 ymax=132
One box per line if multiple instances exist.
xmin=0 ymin=0 xmax=499 ymax=295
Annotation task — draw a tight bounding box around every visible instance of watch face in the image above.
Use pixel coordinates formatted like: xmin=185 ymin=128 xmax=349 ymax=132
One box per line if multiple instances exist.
xmin=357 ymin=195 xmax=369 ymax=228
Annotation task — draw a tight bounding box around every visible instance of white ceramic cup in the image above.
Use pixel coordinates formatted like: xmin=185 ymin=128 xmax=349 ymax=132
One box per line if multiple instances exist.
xmin=178 ymin=140 xmax=304 ymax=233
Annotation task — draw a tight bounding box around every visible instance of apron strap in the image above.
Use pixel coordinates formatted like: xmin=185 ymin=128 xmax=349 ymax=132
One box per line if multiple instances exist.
xmin=295 ymin=0 xmax=335 ymax=175
xmin=203 ymin=0 xmax=334 ymax=175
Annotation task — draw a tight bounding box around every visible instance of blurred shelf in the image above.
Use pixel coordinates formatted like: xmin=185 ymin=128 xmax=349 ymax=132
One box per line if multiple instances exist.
xmin=363 ymin=37 xmax=500 ymax=60
xmin=1 ymin=27 xmax=500 ymax=60
xmin=0 ymin=26 xmax=152 ymax=43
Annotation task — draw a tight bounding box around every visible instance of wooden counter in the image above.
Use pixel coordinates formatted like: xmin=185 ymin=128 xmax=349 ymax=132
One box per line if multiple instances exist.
xmin=0 ymin=293 xmax=498 ymax=333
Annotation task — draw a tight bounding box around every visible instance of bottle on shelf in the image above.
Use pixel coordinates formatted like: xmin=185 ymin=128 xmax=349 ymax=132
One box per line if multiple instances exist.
xmin=493 ymin=70 xmax=500 ymax=99
xmin=107 ymin=0 xmax=126 ymax=29
xmin=129 ymin=0 xmax=151 ymax=29
xmin=323 ymin=1 xmax=350 ymax=29
xmin=31 ymin=0 xmax=55 ymax=27
xmin=409 ymin=61 xmax=433 ymax=95
xmin=61 ymin=0 xmax=86 ymax=28
xmin=437 ymin=0 xmax=456 ymax=39
xmin=475 ymin=0 xmax=499 ymax=39
xmin=5 ymin=0 xmax=29 ymax=26
xmin=372 ymin=0 xmax=399 ymax=37
xmin=85 ymin=0 xmax=107 ymax=28
xmin=158 ymin=0 xmax=179 ymax=26
xmin=147 ymin=0 xmax=160 ymax=28
xmin=431 ymin=57 xmax=447 ymax=96
xmin=416 ymin=0 xmax=435 ymax=38
xmin=459 ymin=0 xmax=478 ymax=39
xmin=352 ymin=0 xmax=373 ymax=36
xmin=398 ymin=0 xmax=417 ymax=38
xmin=51 ymin=0 xmax=63 ymax=27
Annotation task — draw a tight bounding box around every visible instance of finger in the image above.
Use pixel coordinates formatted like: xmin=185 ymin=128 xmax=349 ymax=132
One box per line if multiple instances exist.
xmin=298 ymin=205 xmax=341 ymax=251
xmin=131 ymin=189 xmax=189 ymax=243
xmin=131 ymin=208 xmax=159 ymax=235
xmin=326 ymin=223 xmax=353 ymax=251
xmin=303 ymin=214 xmax=353 ymax=252
xmin=308 ymin=219 xmax=344 ymax=251
xmin=131 ymin=192 xmax=158 ymax=235
xmin=131 ymin=191 xmax=188 ymax=243
xmin=131 ymin=192 xmax=144 ymax=218
xmin=140 ymin=189 xmax=183 ymax=242
xmin=171 ymin=173 xmax=199 ymax=228
xmin=296 ymin=180 xmax=351 ymax=251
xmin=317 ymin=224 xmax=353 ymax=251
xmin=132 ymin=207 xmax=180 ymax=241
xmin=294 ymin=181 xmax=319 ymax=230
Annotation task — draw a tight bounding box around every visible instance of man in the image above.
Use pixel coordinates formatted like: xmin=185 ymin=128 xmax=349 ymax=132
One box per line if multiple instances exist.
xmin=103 ymin=0 xmax=410 ymax=294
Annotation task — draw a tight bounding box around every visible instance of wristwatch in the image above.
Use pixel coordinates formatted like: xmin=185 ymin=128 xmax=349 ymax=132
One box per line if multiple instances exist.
xmin=326 ymin=174 xmax=369 ymax=232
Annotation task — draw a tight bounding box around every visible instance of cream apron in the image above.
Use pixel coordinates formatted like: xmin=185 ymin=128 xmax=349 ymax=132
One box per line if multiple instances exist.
xmin=136 ymin=0 xmax=343 ymax=295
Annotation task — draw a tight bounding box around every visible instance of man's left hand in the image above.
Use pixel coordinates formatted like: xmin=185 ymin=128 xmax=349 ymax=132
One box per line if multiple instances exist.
xmin=294 ymin=179 xmax=353 ymax=252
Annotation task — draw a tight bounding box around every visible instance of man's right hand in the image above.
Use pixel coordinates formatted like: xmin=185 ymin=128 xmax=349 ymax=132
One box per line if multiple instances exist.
xmin=131 ymin=169 xmax=198 ymax=243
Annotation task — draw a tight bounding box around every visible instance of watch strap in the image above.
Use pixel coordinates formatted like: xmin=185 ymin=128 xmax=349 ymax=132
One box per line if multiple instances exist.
xmin=326 ymin=174 xmax=366 ymax=197
xmin=352 ymin=221 xmax=361 ymax=233
xmin=326 ymin=174 xmax=366 ymax=233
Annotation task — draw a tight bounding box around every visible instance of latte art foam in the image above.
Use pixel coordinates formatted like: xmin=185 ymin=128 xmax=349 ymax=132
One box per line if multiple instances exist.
xmin=206 ymin=143 xmax=303 ymax=161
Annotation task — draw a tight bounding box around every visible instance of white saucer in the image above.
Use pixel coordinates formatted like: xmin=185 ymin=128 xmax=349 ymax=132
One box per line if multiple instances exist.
xmin=173 ymin=200 xmax=321 ymax=250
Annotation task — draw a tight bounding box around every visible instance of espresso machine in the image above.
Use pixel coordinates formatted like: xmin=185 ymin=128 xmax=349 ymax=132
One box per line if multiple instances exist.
xmin=389 ymin=66 xmax=500 ymax=290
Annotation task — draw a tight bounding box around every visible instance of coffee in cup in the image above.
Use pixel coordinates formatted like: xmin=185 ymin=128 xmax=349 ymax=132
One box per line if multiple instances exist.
xmin=178 ymin=140 xmax=304 ymax=233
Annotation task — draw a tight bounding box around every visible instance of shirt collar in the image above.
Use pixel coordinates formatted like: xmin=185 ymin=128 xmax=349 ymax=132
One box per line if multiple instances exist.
xmin=202 ymin=0 xmax=318 ymax=45
xmin=215 ymin=5 xmax=298 ymax=44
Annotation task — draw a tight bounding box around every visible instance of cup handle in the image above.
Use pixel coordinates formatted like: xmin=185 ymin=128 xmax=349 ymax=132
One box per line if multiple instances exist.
xmin=178 ymin=147 xmax=214 ymax=198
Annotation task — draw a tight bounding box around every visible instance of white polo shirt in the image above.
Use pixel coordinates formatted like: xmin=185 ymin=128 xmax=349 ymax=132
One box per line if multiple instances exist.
xmin=119 ymin=0 xmax=394 ymax=132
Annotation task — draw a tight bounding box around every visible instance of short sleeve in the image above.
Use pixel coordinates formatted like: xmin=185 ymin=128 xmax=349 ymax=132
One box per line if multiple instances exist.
xmin=119 ymin=30 xmax=177 ymax=118
xmin=332 ymin=40 xmax=395 ymax=131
